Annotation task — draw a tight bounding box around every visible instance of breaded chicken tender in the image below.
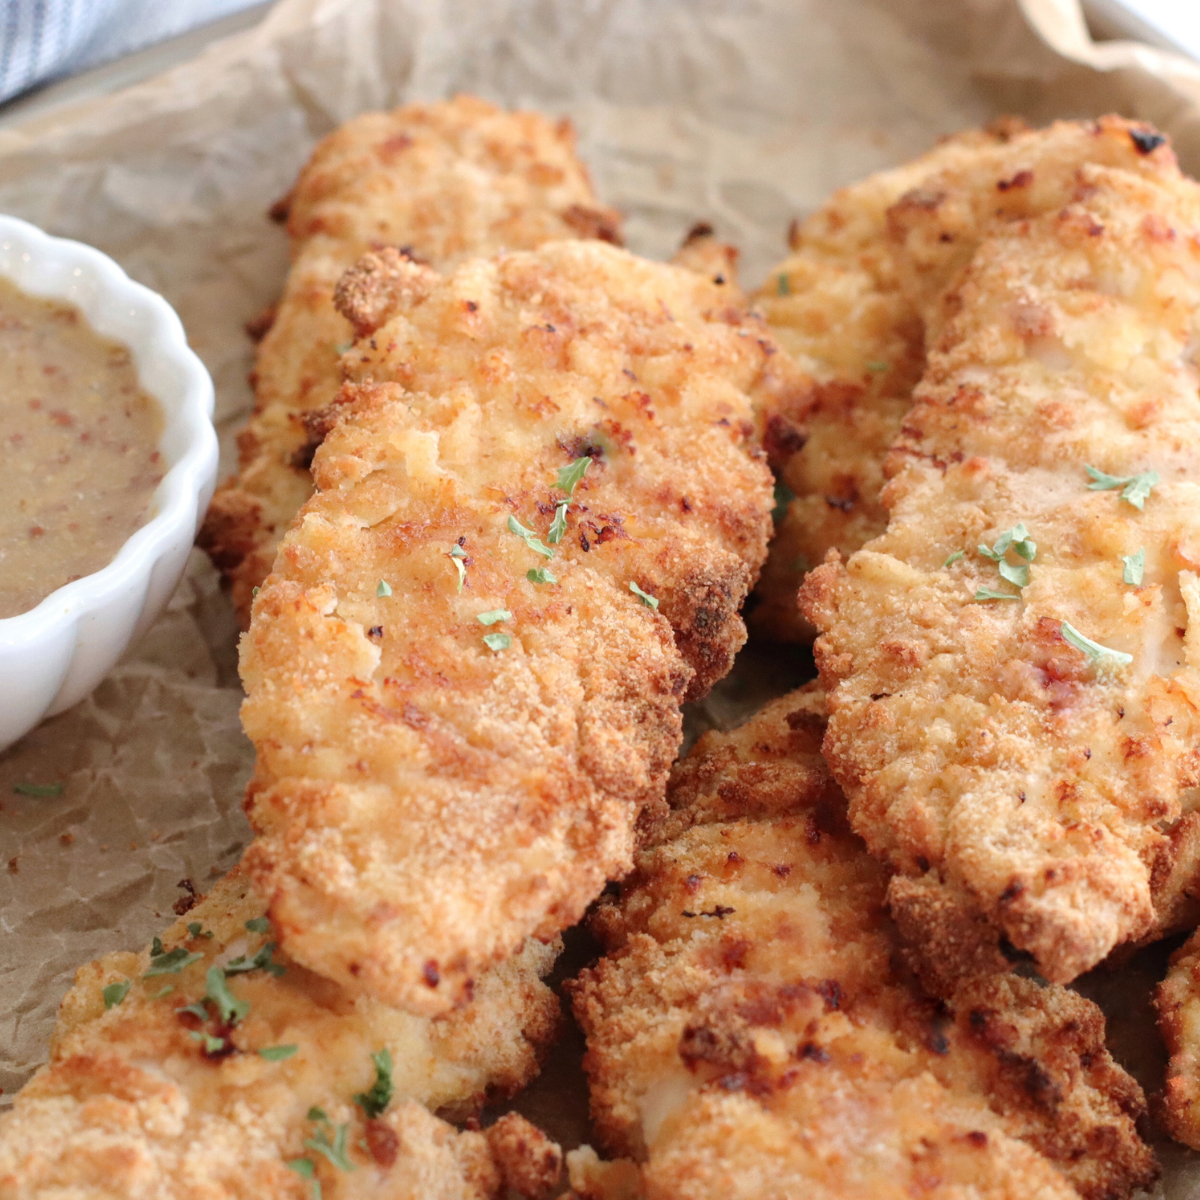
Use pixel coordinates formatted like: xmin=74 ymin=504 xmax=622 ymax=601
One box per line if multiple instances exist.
xmin=239 ymin=239 xmax=792 ymax=1014
xmin=803 ymin=136 xmax=1200 ymax=986
xmin=753 ymin=116 xmax=1180 ymax=641
xmin=567 ymin=688 xmax=1155 ymax=1200
xmin=199 ymin=95 xmax=620 ymax=624
xmin=0 ymin=868 xmax=562 ymax=1198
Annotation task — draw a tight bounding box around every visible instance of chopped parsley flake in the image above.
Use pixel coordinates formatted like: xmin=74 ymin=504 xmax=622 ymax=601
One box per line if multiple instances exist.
xmin=1085 ymin=465 xmax=1160 ymax=510
xmin=979 ymin=522 xmax=1036 ymax=565
xmin=556 ymin=457 xmax=592 ymax=497
xmin=354 ymin=1047 xmax=395 ymax=1119
xmin=102 ymin=980 xmax=131 ymax=1010
xmin=259 ymin=1044 xmax=299 ymax=1061
xmin=226 ymin=940 xmax=286 ymax=977
xmin=187 ymin=922 xmax=213 ymax=940
xmin=188 ymin=1030 xmax=227 ymax=1055
xmin=776 ymin=274 xmax=790 ymax=296
xmin=483 ymin=632 xmax=512 ymax=652
xmin=973 ymin=587 xmax=1022 ymax=602
xmin=251 ymin=586 xmax=259 ymax=598
xmin=147 ymin=984 xmax=175 ymax=1000
xmin=376 ymin=579 xmax=393 ymax=598
xmin=508 ymin=515 xmax=555 ymax=559
xmin=998 ymin=560 xmax=1030 ymax=589
xmin=288 ymin=1157 xmax=321 ymax=1200
xmin=305 ymin=1121 xmax=356 ymax=1173
xmin=244 ymin=917 xmax=271 ymax=934
xmin=548 ymin=501 xmax=569 ymax=544
xmin=13 ymin=782 xmax=62 ymax=797
xmin=547 ymin=457 xmax=592 ymax=545
xmin=449 ymin=544 xmax=468 ymax=592
xmin=476 ymin=609 xmax=511 ymax=626
xmin=944 ymin=551 xmax=965 ymax=567
xmin=866 ymin=361 xmax=890 ymax=373
xmin=1060 ymin=621 xmax=1133 ymax=667
xmin=144 ymin=938 xmax=204 ymax=978
xmin=205 ymin=965 xmax=250 ymax=1025
xmin=527 ymin=567 xmax=557 ymax=585
xmin=178 ymin=999 xmax=208 ymax=1020
xmin=629 ymin=581 xmax=660 ymax=610
xmin=307 ymin=1107 xmax=327 ymax=1123
xmin=1122 ymin=548 xmax=1145 ymax=586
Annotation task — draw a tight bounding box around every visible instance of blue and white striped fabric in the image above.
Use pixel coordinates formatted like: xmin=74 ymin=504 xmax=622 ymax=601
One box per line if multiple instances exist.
xmin=0 ymin=0 xmax=263 ymax=105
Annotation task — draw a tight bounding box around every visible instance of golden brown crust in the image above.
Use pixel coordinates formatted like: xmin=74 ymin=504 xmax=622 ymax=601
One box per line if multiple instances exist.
xmin=199 ymin=95 xmax=622 ymax=625
xmin=239 ymin=239 xmax=786 ymax=1014
xmin=0 ymin=868 xmax=562 ymax=1197
xmin=570 ymin=689 xmax=1156 ymax=1200
xmin=802 ymin=129 xmax=1200 ymax=984
xmin=1157 ymin=927 xmax=1200 ymax=1148
xmin=752 ymin=115 xmax=1180 ymax=642
xmin=484 ymin=1112 xmax=563 ymax=1198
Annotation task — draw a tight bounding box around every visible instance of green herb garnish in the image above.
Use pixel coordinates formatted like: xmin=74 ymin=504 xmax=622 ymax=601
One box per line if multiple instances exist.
xmin=1060 ymin=621 xmax=1133 ymax=668
xmin=556 ymin=457 xmax=592 ymax=497
xmin=1085 ymin=465 xmax=1159 ymax=510
xmin=307 ymin=1107 xmax=328 ymax=1122
xmin=476 ymin=609 xmax=511 ymax=626
xmin=776 ymin=274 xmax=790 ymax=296
xmin=548 ymin=502 xmax=569 ymax=544
xmin=102 ymin=980 xmax=131 ymax=1010
xmin=1122 ymin=548 xmax=1145 ymax=586
xmin=144 ymin=938 xmax=204 ymax=978
xmin=507 ymin=515 xmax=555 ymax=559
xmin=979 ymin=522 xmax=1036 ymax=565
xmin=527 ymin=567 xmax=557 ymax=585
xmin=147 ymin=984 xmax=175 ymax=1000
xmin=178 ymin=999 xmax=208 ymax=1020
xmin=973 ymin=588 xmax=1022 ymax=602
xmin=866 ymin=360 xmax=889 ymax=373
xmin=376 ymin=579 xmax=393 ymax=598
xmin=629 ymin=582 xmax=660 ymax=610
xmin=13 ymin=782 xmax=62 ymax=797
xmin=244 ymin=917 xmax=271 ymax=934
xmin=998 ymin=560 xmax=1030 ymax=588
xmin=205 ymin=965 xmax=250 ymax=1025
xmin=354 ymin=1047 xmax=394 ymax=1119
xmin=187 ymin=922 xmax=213 ymax=940
xmin=287 ymin=1158 xmax=322 ymax=1200
xmin=943 ymin=551 xmax=965 ymax=567
xmin=226 ymin=941 xmax=285 ymax=978
xmin=188 ymin=1030 xmax=227 ymax=1055
xmin=305 ymin=1123 xmax=356 ymax=1173
xmin=483 ymin=632 xmax=512 ymax=652
xmin=259 ymin=1044 xmax=299 ymax=1061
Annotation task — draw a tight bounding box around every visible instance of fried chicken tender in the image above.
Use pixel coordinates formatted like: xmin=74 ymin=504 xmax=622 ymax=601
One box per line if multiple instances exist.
xmin=0 ymin=868 xmax=562 ymax=1198
xmin=199 ymin=95 xmax=620 ymax=624
xmin=568 ymin=688 xmax=1155 ymax=1200
xmin=753 ymin=116 xmax=1180 ymax=640
xmin=802 ymin=135 xmax=1200 ymax=987
xmin=1156 ymin=927 xmax=1200 ymax=1149
xmin=239 ymin=239 xmax=791 ymax=1015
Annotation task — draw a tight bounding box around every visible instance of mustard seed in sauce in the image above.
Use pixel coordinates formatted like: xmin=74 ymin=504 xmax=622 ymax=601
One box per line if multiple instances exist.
xmin=0 ymin=276 xmax=163 ymax=618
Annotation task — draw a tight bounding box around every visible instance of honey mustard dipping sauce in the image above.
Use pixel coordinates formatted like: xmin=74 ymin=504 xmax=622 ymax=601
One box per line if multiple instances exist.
xmin=0 ymin=276 xmax=164 ymax=618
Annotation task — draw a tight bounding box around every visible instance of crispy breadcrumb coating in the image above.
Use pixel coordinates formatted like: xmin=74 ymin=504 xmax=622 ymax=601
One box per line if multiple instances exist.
xmin=753 ymin=116 xmax=1181 ymax=641
xmin=239 ymin=239 xmax=793 ymax=1014
xmin=568 ymin=688 xmax=1156 ymax=1200
xmin=1156 ymin=927 xmax=1200 ymax=1150
xmin=0 ymin=868 xmax=562 ymax=1197
xmin=802 ymin=132 xmax=1200 ymax=984
xmin=199 ymin=95 xmax=620 ymax=625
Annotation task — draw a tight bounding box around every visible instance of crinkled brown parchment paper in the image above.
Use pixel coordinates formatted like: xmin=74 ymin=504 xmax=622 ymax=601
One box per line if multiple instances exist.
xmin=2 ymin=0 xmax=1200 ymax=1190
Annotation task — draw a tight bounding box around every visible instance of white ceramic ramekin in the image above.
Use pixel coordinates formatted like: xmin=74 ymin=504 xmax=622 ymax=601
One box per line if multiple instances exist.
xmin=0 ymin=215 xmax=217 ymax=751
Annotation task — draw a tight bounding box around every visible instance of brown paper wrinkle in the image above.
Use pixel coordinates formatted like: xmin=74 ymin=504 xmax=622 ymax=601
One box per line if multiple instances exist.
xmin=1 ymin=1 xmax=1200 ymax=1191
